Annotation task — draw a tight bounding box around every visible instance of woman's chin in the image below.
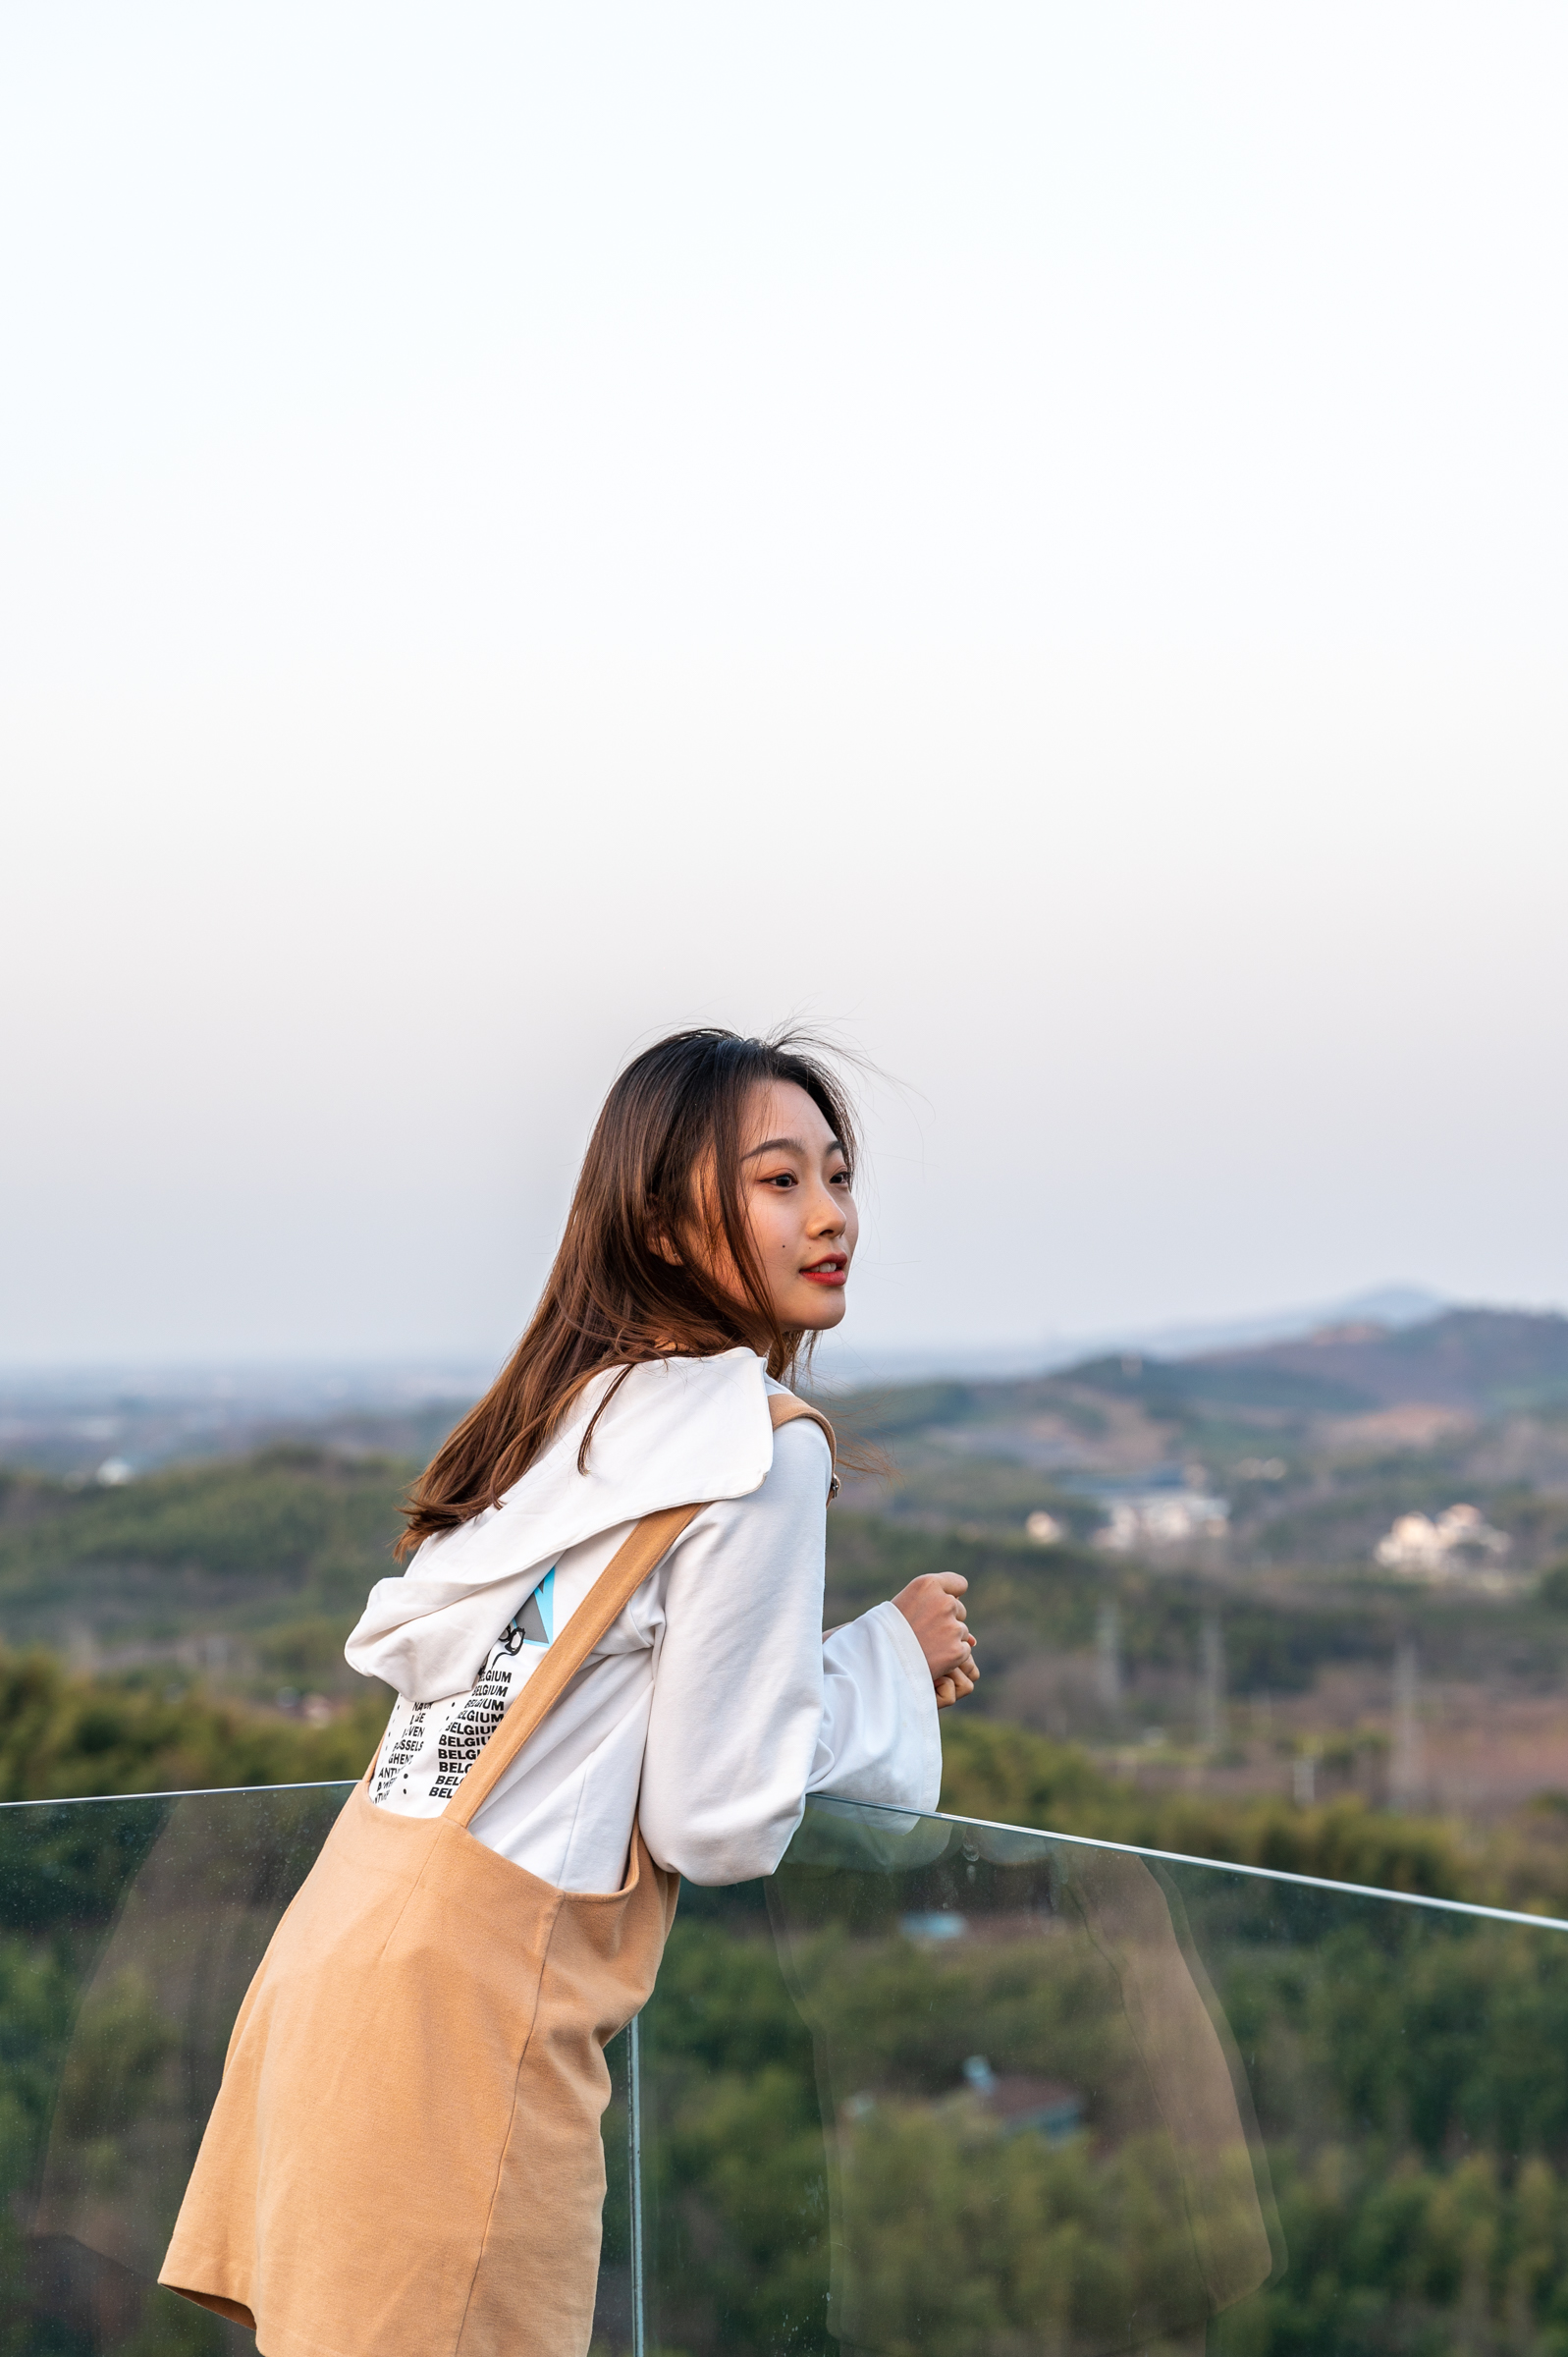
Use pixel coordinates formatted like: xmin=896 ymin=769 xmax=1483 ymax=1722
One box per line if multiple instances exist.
xmin=791 ymin=1289 xmax=848 ymax=1334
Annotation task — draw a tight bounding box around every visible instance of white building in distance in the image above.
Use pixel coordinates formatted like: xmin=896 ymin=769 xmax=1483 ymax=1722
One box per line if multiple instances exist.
xmin=1374 ymin=1503 xmax=1512 ymax=1586
xmin=1094 ymin=1491 xmax=1229 ymax=1553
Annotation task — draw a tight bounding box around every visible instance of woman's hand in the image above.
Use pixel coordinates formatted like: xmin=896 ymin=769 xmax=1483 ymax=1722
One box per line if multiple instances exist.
xmin=892 ymin=1572 xmax=978 ymax=1710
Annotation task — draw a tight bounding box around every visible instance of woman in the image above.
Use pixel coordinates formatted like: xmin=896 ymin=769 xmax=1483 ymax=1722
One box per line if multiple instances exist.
xmin=161 ymin=1027 xmax=977 ymax=2357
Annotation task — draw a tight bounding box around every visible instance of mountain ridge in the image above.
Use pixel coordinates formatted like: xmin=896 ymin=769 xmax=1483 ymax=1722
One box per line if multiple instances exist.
xmin=1179 ymin=1305 xmax=1568 ymax=1416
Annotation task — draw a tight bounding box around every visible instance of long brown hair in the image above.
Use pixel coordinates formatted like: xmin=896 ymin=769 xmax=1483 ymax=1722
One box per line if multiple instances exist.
xmin=399 ymin=1027 xmax=858 ymax=1554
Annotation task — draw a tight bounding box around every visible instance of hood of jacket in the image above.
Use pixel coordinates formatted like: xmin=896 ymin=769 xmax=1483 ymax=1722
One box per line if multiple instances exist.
xmin=345 ymin=1347 xmax=780 ymax=1704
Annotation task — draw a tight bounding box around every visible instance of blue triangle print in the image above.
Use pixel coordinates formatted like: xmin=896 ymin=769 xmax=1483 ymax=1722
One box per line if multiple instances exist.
xmin=515 ymin=1566 xmax=555 ymax=1648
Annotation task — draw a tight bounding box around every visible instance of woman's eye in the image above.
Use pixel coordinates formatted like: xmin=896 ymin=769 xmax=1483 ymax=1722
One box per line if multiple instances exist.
xmin=763 ymin=1171 xmax=796 ymax=1188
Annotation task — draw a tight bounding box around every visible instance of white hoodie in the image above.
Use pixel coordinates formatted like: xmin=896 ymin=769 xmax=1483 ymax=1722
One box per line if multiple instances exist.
xmin=345 ymin=1349 xmax=942 ymax=1891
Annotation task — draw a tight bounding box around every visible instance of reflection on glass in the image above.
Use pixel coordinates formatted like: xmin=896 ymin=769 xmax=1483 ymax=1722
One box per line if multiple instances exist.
xmin=0 ymin=1789 xmax=339 ymax=2351
xmin=769 ymin=1806 xmax=1276 ymax=2355
xmin=639 ymin=1796 xmax=1568 ymax=2357
xmin=0 ymin=1786 xmax=634 ymax=2355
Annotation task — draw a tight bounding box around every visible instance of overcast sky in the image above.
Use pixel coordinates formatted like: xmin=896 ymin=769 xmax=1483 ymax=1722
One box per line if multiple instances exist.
xmin=4 ymin=2 xmax=1566 ymax=1372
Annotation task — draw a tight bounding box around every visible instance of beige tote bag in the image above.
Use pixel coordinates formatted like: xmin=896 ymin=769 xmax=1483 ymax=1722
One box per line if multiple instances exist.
xmin=161 ymin=1392 xmax=833 ymax=2357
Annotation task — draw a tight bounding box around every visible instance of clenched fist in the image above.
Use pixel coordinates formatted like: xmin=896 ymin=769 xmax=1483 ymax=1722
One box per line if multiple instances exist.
xmin=892 ymin=1571 xmax=978 ymax=1709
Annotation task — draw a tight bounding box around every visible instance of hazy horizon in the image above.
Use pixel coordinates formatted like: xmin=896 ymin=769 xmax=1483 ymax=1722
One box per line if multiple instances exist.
xmin=6 ymin=1280 xmax=1559 ymax=1392
xmin=6 ymin=5 xmax=1566 ymax=1366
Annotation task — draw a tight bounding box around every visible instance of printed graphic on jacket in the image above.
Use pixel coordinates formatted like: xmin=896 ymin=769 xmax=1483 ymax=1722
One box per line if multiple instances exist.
xmin=370 ymin=1568 xmax=556 ymax=1810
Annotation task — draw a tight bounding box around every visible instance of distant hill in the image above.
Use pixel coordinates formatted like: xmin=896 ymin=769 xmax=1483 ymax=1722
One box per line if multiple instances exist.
xmin=8 ymin=1308 xmax=1568 ymax=1701
xmin=0 ymin=1445 xmax=409 ymax=1691
xmin=818 ymin=1306 xmax=1568 ymax=1574
xmin=1187 ymin=1308 xmax=1568 ymax=1415
xmin=833 ymin=1308 xmax=1568 ymax=1441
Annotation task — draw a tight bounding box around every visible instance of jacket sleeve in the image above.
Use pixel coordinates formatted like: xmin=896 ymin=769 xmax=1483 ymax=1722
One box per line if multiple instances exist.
xmin=637 ymin=1419 xmax=941 ymax=1884
xmin=813 ymin=1603 xmax=944 ymax=1813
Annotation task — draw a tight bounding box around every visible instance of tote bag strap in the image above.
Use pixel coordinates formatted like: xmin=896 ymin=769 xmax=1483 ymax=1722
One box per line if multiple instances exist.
xmin=446 ymin=1390 xmax=837 ymax=1830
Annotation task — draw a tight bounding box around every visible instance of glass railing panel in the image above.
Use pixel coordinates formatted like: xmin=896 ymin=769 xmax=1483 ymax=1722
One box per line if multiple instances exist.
xmin=0 ymin=1786 xmax=637 ymax=2356
xmin=638 ymin=1794 xmax=1568 ymax=2357
xmin=8 ymin=1780 xmax=1567 ymax=2355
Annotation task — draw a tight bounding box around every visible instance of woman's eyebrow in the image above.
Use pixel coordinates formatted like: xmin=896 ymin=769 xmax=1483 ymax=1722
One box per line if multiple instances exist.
xmin=741 ymin=1135 xmax=806 ymax=1161
xmin=741 ymin=1134 xmax=844 ymax=1162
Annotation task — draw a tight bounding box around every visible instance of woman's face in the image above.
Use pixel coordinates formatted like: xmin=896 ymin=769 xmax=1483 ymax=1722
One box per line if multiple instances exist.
xmin=730 ymin=1078 xmax=859 ymax=1333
